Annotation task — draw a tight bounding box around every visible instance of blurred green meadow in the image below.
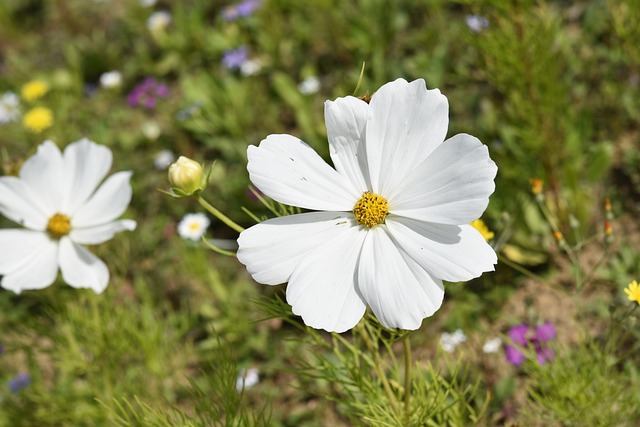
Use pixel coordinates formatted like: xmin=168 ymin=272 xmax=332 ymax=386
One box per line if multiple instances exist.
xmin=1 ymin=0 xmax=640 ymax=425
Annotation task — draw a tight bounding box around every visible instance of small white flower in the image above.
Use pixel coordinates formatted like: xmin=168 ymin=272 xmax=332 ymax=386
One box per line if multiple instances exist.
xmin=465 ymin=14 xmax=489 ymax=33
xmin=0 ymin=139 xmax=136 ymax=294
xmin=154 ymin=149 xmax=175 ymax=170
xmin=0 ymin=92 xmax=20 ymax=124
xmin=482 ymin=337 xmax=502 ymax=353
xmin=236 ymin=368 xmax=259 ymax=392
xmin=147 ymin=11 xmax=172 ymax=32
xmin=99 ymin=71 xmax=122 ymax=89
xmin=298 ymin=76 xmax=320 ymax=95
xmin=237 ymin=78 xmax=497 ymax=333
xmin=177 ymin=213 xmax=210 ymax=241
xmin=240 ymin=58 xmax=263 ymax=77
xmin=440 ymin=329 xmax=467 ymax=352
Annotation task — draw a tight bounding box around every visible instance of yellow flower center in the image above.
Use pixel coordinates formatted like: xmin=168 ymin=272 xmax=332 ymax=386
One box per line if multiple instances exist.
xmin=470 ymin=219 xmax=494 ymax=242
xmin=47 ymin=213 xmax=71 ymax=238
xmin=353 ymin=192 xmax=389 ymax=228
xmin=189 ymin=222 xmax=201 ymax=231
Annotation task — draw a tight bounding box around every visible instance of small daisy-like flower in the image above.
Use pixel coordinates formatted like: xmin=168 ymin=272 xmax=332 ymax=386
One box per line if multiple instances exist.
xmin=99 ymin=71 xmax=122 ymax=89
xmin=440 ymin=329 xmax=467 ymax=352
xmin=240 ymin=58 xmax=263 ymax=77
xmin=23 ymin=107 xmax=53 ymax=133
xmin=21 ymin=80 xmax=49 ymax=101
xmin=177 ymin=213 xmax=210 ymax=241
xmin=465 ymin=14 xmax=489 ymax=33
xmin=482 ymin=337 xmax=502 ymax=353
xmin=0 ymin=92 xmax=20 ymax=124
xmin=624 ymin=280 xmax=640 ymax=305
xmin=298 ymin=76 xmax=321 ymax=95
xmin=147 ymin=11 xmax=172 ymax=32
xmin=0 ymin=139 xmax=136 ymax=293
xmin=470 ymin=218 xmax=494 ymax=242
xmin=237 ymin=78 xmax=497 ymax=332
xmin=154 ymin=149 xmax=175 ymax=170
xmin=235 ymin=367 xmax=259 ymax=392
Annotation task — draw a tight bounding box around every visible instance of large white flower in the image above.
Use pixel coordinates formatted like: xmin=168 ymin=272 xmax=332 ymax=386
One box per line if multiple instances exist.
xmin=0 ymin=139 xmax=136 ymax=294
xmin=237 ymin=78 xmax=497 ymax=333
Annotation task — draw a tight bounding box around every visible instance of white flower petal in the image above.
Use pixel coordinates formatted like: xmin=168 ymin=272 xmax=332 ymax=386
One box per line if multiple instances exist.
xmin=365 ymin=78 xmax=449 ymax=195
xmin=58 ymin=237 xmax=109 ymax=293
xmin=247 ymin=134 xmax=360 ymax=211
xmin=386 ymin=217 xmax=497 ymax=282
xmin=389 ymin=133 xmax=497 ymax=224
xmin=0 ymin=177 xmax=49 ymax=229
xmin=61 ymin=138 xmax=113 ymax=215
xmin=357 ymin=227 xmax=444 ymax=330
xmin=19 ymin=141 xmax=66 ymax=214
xmin=286 ymin=223 xmax=367 ymax=333
xmin=237 ymin=212 xmax=354 ymax=286
xmin=0 ymin=231 xmax=59 ymax=293
xmin=324 ymin=96 xmax=370 ymax=192
xmin=71 ymin=171 xmax=133 ymax=228
xmin=70 ymin=219 xmax=136 ymax=245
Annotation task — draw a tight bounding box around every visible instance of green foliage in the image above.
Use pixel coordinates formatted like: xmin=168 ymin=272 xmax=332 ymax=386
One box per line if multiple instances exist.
xmin=521 ymin=341 xmax=640 ymax=426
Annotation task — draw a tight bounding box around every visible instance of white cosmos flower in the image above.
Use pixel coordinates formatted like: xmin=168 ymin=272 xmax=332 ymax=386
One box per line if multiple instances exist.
xmin=177 ymin=213 xmax=210 ymax=241
xmin=237 ymin=78 xmax=497 ymax=333
xmin=0 ymin=139 xmax=136 ymax=294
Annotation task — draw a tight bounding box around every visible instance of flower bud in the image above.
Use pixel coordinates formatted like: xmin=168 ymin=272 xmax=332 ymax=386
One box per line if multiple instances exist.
xmin=168 ymin=156 xmax=204 ymax=196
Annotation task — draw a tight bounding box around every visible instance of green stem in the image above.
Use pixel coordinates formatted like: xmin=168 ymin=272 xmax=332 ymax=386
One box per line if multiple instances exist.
xmin=198 ymin=196 xmax=244 ymax=234
xmin=402 ymin=334 xmax=412 ymax=421
xmin=356 ymin=322 xmax=399 ymax=414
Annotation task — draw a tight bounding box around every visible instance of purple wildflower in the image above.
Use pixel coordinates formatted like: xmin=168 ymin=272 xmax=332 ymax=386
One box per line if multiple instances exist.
xmin=221 ymin=0 xmax=261 ymax=21
xmin=8 ymin=372 xmax=31 ymax=393
xmin=127 ymin=77 xmax=170 ymax=109
xmin=535 ymin=322 xmax=556 ymax=342
xmin=504 ymin=322 xmax=556 ymax=367
xmin=222 ymin=46 xmax=249 ymax=70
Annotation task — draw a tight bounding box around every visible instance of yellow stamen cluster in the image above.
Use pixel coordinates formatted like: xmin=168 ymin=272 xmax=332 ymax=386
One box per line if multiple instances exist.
xmin=353 ymin=192 xmax=389 ymax=228
xmin=47 ymin=213 xmax=71 ymax=238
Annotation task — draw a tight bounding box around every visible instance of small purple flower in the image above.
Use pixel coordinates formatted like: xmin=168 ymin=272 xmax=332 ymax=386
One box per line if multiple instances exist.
xmin=535 ymin=322 xmax=556 ymax=342
xmin=508 ymin=323 xmax=529 ymax=346
xmin=127 ymin=77 xmax=170 ymax=110
xmin=8 ymin=372 xmax=31 ymax=393
xmin=504 ymin=322 xmax=556 ymax=367
xmin=222 ymin=46 xmax=249 ymax=70
xmin=505 ymin=345 xmax=526 ymax=366
xmin=221 ymin=0 xmax=261 ymax=21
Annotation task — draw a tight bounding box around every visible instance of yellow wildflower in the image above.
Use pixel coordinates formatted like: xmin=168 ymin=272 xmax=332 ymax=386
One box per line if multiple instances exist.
xmin=23 ymin=107 xmax=53 ymax=133
xmin=529 ymin=177 xmax=543 ymax=195
xmin=21 ymin=80 xmax=50 ymax=101
xmin=470 ymin=219 xmax=494 ymax=241
xmin=624 ymin=280 xmax=640 ymax=305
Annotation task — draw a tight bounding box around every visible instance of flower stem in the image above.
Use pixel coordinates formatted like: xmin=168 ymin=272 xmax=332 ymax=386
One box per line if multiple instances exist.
xmin=198 ymin=196 xmax=245 ymax=234
xmin=356 ymin=322 xmax=399 ymax=414
xmin=402 ymin=334 xmax=412 ymax=421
